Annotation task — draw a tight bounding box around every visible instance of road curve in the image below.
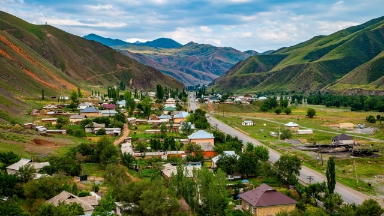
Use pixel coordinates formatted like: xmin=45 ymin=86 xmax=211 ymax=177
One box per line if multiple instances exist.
xmin=189 ymin=92 xmax=372 ymax=205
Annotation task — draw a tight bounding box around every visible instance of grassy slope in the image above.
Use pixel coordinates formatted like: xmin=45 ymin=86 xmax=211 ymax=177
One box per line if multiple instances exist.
xmin=213 ymin=16 xmax=384 ymax=93
xmin=0 ymin=11 xmax=183 ymax=91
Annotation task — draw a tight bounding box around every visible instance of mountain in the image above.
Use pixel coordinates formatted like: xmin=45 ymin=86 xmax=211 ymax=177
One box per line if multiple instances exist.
xmin=0 ymin=11 xmax=183 ymax=122
xmin=212 ymin=16 xmax=384 ymax=93
xmin=140 ymin=38 xmax=182 ymax=48
xmin=113 ymin=41 xmax=259 ymax=86
xmin=83 ymin=33 xmax=129 ymax=46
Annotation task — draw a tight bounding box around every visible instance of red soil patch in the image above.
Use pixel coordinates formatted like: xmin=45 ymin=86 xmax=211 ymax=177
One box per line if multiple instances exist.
xmin=32 ymin=138 xmax=55 ymax=146
xmin=0 ymin=34 xmax=76 ymax=90
xmin=23 ymin=68 xmax=59 ymax=90
xmin=0 ymin=48 xmax=12 ymax=59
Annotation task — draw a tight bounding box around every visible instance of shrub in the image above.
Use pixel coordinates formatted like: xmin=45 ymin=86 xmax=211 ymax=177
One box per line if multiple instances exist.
xmin=283 ymin=107 xmax=292 ymax=115
xmin=366 ymin=115 xmax=376 ymax=123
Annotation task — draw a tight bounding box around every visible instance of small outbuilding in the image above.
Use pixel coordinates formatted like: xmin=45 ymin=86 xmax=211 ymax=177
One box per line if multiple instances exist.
xmin=242 ymin=120 xmax=254 ymax=126
xmin=284 ymin=122 xmax=299 ymax=131
xmin=332 ymin=134 xmax=354 ymax=145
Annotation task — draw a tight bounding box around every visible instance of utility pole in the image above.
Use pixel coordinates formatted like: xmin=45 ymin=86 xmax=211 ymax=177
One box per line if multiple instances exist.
xmin=278 ymin=123 xmax=281 ymax=141
xmin=354 ymin=159 xmax=359 ymax=188
xmin=307 ymin=176 xmax=314 ymax=184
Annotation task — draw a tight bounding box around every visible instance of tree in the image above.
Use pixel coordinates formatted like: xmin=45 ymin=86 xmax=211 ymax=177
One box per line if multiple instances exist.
xmin=306 ymin=108 xmax=316 ymax=118
xmin=275 ymin=155 xmax=301 ymax=185
xmin=216 ymin=154 xmax=238 ymax=175
xmin=280 ymin=129 xmax=292 ymax=140
xmin=366 ymin=115 xmax=376 ymax=123
xmin=324 ymin=192 xmax=343 ymax=214
xmin=77 ymin=87 xmax=83 ymax=98
xmin=121 ymin=153 xmax=137 ymax=168
xmin=237 ymin=153 xmax=258 ymax=177
xmin=0 ymin=151 xmax=20 ymax=169
xmin=283 ymin=107 xmax=292 ymax=115
xmin=185 ymin=143 xmax=204 ymax=162
xmin=0 ymin=172 xmax=20 ymax=197
xmin=16 ymin=164 xmax=35 ymax=182
xmin=355 ymin=199 xmax=384 ymax=216
xmin=70 ymin=89 xmax=78 ymax=103
xmin=35 ymin=202 xmax=84 ymax=216
xmin=326 ymin=157 xmax=336 ymax=194
xmin=96 ymin=128 xmax=106 ymax=135
xmin=274 ymin=107 xmax=282 ymax=115
xmin=0 ymin=200 xmax=28 ymax=216
xmin=23 ymin=177 xmax=64 ymax=201
xmin=92 ymin=189 xmax=115 ymax=216
xmin=180 ymin=121 xmax=193 ymax=135
xmin=160 ymin=122 xmax=168 ymax=137
xmin=253 ymin=145 xmax=269 ymax=162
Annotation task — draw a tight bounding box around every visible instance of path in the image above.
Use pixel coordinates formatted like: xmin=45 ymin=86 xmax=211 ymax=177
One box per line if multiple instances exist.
xmin=114 ymin=122 xmax=130 ymax=146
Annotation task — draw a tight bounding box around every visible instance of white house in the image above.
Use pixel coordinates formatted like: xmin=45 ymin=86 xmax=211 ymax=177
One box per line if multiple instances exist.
xmin=242 ymin=120 xmax=254 ymax=126
xmin=332 ymin=134 xmax=354 ymax=145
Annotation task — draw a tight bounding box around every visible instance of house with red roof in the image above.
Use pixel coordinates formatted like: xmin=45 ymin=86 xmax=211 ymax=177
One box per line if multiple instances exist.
xmin=239 ymin=184 xmax=297 ymax=216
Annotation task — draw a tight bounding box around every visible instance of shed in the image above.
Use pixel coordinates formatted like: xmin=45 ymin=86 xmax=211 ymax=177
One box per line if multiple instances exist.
xmin=284 ymin=122 xmax=299 ymax=131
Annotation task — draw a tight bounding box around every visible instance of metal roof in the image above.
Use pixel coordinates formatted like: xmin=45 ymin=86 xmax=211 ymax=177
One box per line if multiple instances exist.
xmin=188 ymin=130 xmax=214 ymax=139
xmin=6 ymin=158 xmax=31 ymax=171
xmin=80 ymin=107 xmax=99 ymax=113
xmin=239 ymin=184 xmax=298 ymax=207
xmin=174 ymin=111 xmax=189 ymax=118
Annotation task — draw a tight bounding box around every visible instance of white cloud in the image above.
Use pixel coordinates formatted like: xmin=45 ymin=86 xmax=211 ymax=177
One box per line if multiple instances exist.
xmin=163 ymin=28 xmax=197 ymax=44
xmin=42 ymin=18 xmax=127 ymax=28
xmin=200 ymin=26 xmax=213 ymax=32
xmin=125 ymin=38 xmax=148 ymax=43
xmin=316 ymin=21 xmax=359 ymax=34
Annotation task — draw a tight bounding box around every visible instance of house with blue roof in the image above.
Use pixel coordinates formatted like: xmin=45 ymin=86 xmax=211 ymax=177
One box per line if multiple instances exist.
xmin=173 ymin=111 xmax=189 ymax=123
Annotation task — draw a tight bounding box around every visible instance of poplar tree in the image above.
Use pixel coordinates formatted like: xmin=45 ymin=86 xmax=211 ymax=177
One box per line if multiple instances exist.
xmin=326 ymin=156 xmax=336 ymax=194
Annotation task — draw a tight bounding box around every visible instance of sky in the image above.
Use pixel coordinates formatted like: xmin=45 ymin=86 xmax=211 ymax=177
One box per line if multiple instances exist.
xmin=1 ymin=0 xmax=384 ymax=52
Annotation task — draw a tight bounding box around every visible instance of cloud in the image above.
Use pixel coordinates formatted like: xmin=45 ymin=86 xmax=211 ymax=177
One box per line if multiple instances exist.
xmin=1 ymin=0 xmax=384 ymax=51
xmin=200 ymin=26 xmax=213 ymax=32
xmin=125 ymin=38 xmax=147 ymax=43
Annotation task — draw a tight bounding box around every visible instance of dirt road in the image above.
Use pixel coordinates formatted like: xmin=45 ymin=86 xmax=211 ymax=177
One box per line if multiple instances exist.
xmin=114 ymin=123 xmax=130 ymax=146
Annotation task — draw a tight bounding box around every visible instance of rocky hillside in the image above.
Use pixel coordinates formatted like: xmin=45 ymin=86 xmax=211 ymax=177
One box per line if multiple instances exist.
xmin=212 ymin=16 xmax=384 ymax=93
xmin=85 ymin=35 xmax=258 ymax=86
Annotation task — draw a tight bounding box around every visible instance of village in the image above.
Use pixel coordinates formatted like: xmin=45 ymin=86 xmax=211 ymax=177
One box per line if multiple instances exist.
xmin=1 ymin=87 xmax=384 ymax=216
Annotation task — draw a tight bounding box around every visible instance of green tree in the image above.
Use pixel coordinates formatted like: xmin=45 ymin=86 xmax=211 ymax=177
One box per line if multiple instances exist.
xmin=283 ymin=107 xmax=292 ymax=115
xmin=96 ymin=128 xmax=106 ymax=135
xmin=121 ymin=153 xmax=137 ymax=168
xmin=70 ymin=89 xmax=78 ymax=103
xmin=306 ymin=108 xmax=316 ymax=118
xmin=253 ymin=145 xmax=269 ymax=162
xmin=280 ymin=129 xmax=292 ymax=140
xmin=77 ymin=87 xmax=83 ymax=98
xmin=216 ymin=154 xmax=238 ymax=175
xmin=16 ymin=163 xmax=35 ymax=182
xmin=23 ymin=177 xmax=63 ymax=201
xmin=237 ymin=153 xmax=258 ymax=177
xmin=355 ymin=199 xmax=384 ymax=216
xmin=0 ymin=200 xmax=28 ymax=216
xmin=0 ymin=151 xmax=20 ymax=169
xmin=326 ymin=156 xmax=336 ymax=194
xmin=275 ymin=155 xmax=301 ymax=185
xmin=324 ymin=192 xmax=343 ymax=214
xmin=160 ymin=122 xmax=168 ymax=137
xmin=274 ymin=107 xmax=282 ymax=115
xmin=92 ymin=189 xmax=115 ymax=216
xmin=180 ymin=121 xmax=193 ymax=135
xmin=366 ymin=115 xmax=376 ymax=123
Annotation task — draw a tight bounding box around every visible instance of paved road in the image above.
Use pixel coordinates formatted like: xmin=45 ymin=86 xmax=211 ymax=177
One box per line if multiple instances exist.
xmin=188 ymin=93 xmax=373 ymax=205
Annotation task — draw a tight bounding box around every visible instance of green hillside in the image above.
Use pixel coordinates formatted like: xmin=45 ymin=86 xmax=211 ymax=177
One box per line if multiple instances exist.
xmin=0 ymin=11 xmax=183 ymax=91
xmin=213 ymin=16 xmax=384 ymax=93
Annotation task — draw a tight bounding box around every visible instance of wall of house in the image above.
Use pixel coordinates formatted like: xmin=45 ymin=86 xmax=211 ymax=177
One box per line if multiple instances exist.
xmin=82 ymin=112 xmax=100 ymax=117
xmin=6 ymin=169 xmax=17 ymax=175
xmin=255 ymin=204 xmax=296 ymax=216
xmin=285 ymin=126 xmax=299 ymax=131
xmin=174 ymin=118 xmax=186 ymax=123
xmin=190 ymin=138 xmax=214 ymax=146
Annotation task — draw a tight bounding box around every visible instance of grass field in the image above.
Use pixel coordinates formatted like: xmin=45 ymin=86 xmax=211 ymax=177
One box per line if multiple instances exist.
xmin=207 ymin=103 xmax=384 ymax=197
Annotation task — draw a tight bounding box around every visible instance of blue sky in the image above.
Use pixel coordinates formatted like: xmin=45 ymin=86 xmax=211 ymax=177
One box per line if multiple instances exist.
xmin=1 ymin=0 xmax=383 ymax=52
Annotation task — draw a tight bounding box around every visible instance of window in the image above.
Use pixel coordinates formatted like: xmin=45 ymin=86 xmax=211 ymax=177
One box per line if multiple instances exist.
xmin=246 ymin=202 xmax=249 ymax=210
xmin=252 ymin=207 xmax=254 ymax=214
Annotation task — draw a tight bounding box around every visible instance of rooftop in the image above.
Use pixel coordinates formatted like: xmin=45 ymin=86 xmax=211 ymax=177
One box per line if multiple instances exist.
xmin=284 ymin=122 xmax=299 ymax=127
xmin=333 ymin=133 xmax=353 ymax=140
xmin=6 ymin=158 xmax=31 ymax=171
xmin=80 ymin=107 xmax=99 ymax=113
xmin=239 ymin=184 xmax=298 ymax=207
xmin=188 ymin=130 xmax=214 ymax=139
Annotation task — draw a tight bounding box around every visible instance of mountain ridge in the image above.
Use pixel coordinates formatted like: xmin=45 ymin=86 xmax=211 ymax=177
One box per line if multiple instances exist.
xmin=212 ymin=15 xmax=384 ymax=93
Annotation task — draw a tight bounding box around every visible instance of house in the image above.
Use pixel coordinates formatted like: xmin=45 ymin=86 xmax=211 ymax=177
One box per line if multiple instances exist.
xmin=148 ymin=92 xmax=156 ymax=99
xmin=6 ymin=159 xmax=50 ymax=176
xmin=239 ymin=184 xmax=297 ymax=216
xmin=69 ymin=115 xmax=86 ymax=124
xmin=101 ymin=103 xmax=116 ymax=110
xmin=121 ymin=143 xmax=134 ymax=155
xmin=149 ymin=114 xmax=160 ymax=120
xmin=297 ymin=129 xmax=313 ymax=135
xmin=117 ymin=100 xmax=126 ymax=108
xmin=161 ymin=163 xmax=201 ymax=180
xmin=332 ymin=134 xmax=354 ymax=145
xmin=284 ymin=122 xmax=299 ymax=131
xmin=41 ymin=118 xmax=58 ymax=125
xmin=80 ymin=107 xmax=100 ymax=117
xmin=242 ymin=120 xmax=254 ymax=126
xmin=338 ymin=123 xmax=354 ymax=130
xmin=6 ymin=158 xmax=31 ymax=175
xmin=78 ymin=102 xmax=94 ymax=110
xmin=127 ymin=117 xmax=136 ymax=124
xmin=166 ymin=98 xmax=176 ymax=104
xmin=115 ymin=202 xmax=137 ymax=216
xmin=85 ymin=123 xmax=105 ymax=133
xmin=46 ymin=191 xmax=99 ymax=215
xmin=159 ymin=114 xmax=171 ymax=122
xmin=94 ymin=128 xmax=121 ymax=136
xmin=173 ymin=111 xmax=189 ymax=123
xmin=211 ymin=151 xmax=239 ymax=168
xmin=188 ymin=130 xmax=215 ymax=152
xmin=163 ymin=106 xmax=176 ymax=114
xmin=100 ymin=110 xmax=118 ymax=117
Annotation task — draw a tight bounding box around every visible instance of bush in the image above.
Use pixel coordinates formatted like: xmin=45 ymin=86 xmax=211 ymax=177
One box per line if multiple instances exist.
xmin=283 ymin=107 xmax=292 ymax=115
xmin=274 ymin=107 xmax=282 ymax=115
xmin=366 ymin=115 xmax=376 ymax=123
xmin=96 ymin=128 xmax=106 ymax=135
xmin=280 ymin=129 xmax=292 ymax=140
xmin=78 ymin=190 xmax=91 ymax=197
xmin=306 ymin=108 xmax=316 ymax=118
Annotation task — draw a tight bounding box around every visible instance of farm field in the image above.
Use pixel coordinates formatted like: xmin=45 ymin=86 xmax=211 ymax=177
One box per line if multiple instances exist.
xmin=207 ymin=103 xmax=384 ymax=197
